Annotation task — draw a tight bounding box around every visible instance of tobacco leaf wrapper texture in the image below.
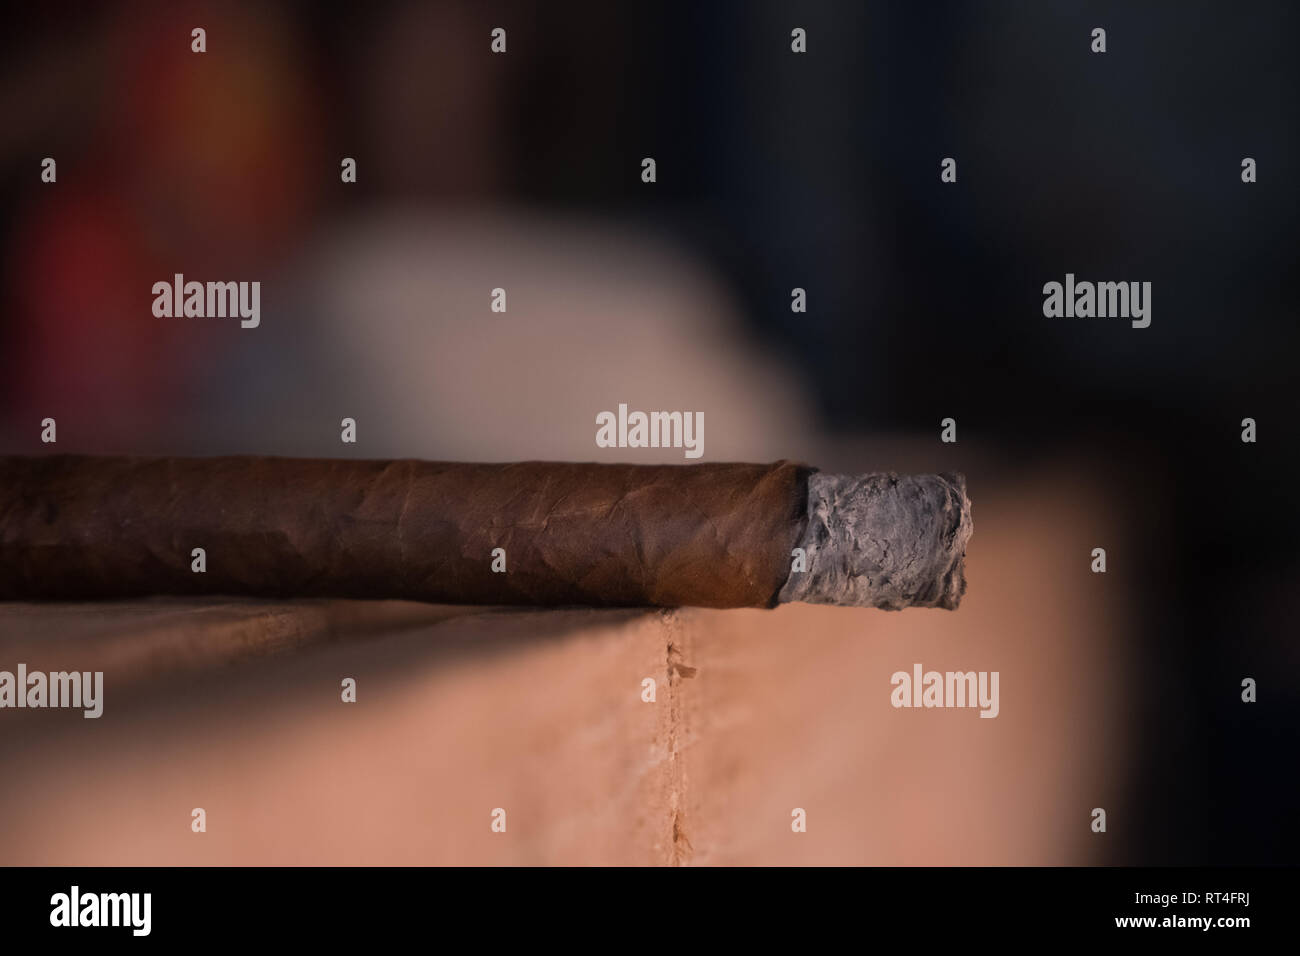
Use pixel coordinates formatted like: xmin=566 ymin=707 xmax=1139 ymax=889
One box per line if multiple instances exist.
xmin=0 ymin=457 xmax=972 ymax=609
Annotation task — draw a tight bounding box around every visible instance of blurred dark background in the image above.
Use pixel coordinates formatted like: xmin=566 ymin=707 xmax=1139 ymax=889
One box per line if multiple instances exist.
xmin=1 ymin=0 xmax=1296 ymax=864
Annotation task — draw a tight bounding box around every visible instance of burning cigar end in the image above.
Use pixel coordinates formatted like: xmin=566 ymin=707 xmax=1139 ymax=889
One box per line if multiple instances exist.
xmin=778 ymin=472 xmax=972 ymax=610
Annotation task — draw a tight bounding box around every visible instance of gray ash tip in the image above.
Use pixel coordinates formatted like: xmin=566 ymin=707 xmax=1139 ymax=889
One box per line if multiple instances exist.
xmin=777 ymin=472 xmax=973 ymax=609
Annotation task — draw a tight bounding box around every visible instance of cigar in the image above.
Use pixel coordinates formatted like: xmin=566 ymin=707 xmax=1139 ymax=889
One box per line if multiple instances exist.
xmin=0 ymin=456 xmax=972 ymax=610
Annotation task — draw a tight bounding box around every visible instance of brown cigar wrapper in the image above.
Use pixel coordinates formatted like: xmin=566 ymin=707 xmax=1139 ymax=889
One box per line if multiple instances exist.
xmin=0 ymin=456 xmax=811 ymax=608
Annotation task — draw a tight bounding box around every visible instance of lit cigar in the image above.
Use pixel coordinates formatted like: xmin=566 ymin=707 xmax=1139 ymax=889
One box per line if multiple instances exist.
xmin=0 ymin=457 xmax=971 ymax=609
